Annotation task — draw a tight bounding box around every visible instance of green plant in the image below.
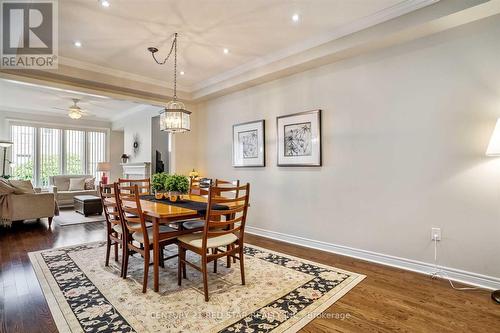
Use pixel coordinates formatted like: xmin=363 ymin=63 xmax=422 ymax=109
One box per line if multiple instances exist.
xmin=12 ymin=154 xmax=83 ymax=186
xmin=164 ymin=174 xmax=189 ymax=194
xmin=151 ymin=172 xmax=169 ymax=192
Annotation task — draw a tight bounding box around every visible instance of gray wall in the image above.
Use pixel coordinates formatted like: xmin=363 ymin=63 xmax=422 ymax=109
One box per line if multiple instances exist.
xmin=109 ymin=130 xmax=124 ymax=181
xmin=194 ymin=16 xmax=500 ymax=279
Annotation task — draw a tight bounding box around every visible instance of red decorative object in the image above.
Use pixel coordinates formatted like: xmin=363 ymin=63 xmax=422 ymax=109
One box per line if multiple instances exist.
xmin=96 ymin=162 xmax=112 ymax=185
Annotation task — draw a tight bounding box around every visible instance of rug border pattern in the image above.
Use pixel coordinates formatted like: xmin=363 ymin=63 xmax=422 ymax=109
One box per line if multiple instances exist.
xmin=29 ymin=241 xmax=365 ymax=333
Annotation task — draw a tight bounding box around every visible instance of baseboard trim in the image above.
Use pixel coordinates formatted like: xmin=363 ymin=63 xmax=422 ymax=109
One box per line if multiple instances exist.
xmin=246 ymin=226 xmax=500 ymax=291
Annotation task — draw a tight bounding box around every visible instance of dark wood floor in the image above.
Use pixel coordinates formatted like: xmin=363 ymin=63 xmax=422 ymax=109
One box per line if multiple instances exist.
xmin=0 ymin=219 xmax=499 ymax=333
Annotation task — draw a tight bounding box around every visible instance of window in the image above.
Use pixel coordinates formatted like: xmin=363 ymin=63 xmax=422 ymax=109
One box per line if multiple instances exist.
xmin=40 ymin=128 xmax=62 ymax=187
xmin=9 ymin=123 xmax=108 ymax=187
xmin=65 ymin=130 xmax=85 ymax=175
xmin=10 ymin=125 xmax=36 ymax=181
xmin=87 ymin=131 xmax=106 ymax=178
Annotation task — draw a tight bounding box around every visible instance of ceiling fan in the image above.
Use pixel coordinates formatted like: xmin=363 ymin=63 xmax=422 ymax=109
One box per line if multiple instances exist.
xmin=53 ymin=98 xmax=88 ymax=119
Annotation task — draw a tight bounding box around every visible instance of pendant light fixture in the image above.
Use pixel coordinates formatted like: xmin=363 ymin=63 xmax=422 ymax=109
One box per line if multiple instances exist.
xmin=148 ymin=33 xmax=191 ymax=133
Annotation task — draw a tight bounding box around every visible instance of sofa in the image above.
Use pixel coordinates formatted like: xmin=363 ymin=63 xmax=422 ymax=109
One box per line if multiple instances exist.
xmin=0 ymin=179 xmax=56 ymax=227
xmin=49 ymin=175 xmax=98 ymax=208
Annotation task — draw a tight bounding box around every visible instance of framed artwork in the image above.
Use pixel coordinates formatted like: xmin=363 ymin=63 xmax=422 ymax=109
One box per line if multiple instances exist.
xmin=277 ymin=109 xmax=322 ymax=166
xmin=232 ymin=120 xmax=265 ymax=167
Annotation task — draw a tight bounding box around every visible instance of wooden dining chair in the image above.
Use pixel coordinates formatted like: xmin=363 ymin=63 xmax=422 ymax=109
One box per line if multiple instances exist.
xmin=118 ymin=178 xmax=151 ymax=195
xmin=115 ymin=183 xmax=178 ymax=293
xmin=215 ymin=179 xmax=240 ymax=197
xmin=181 ymin=178 xmax=207 ymax=229
xmin=189 ymin=178 xmax=210 ymax=196
xmin=177 ymin=183 xmax=250 ymax=301
xmin=181 ymin=178 xmax=241 ymax=232
xmin=99 ymin=182 xmax=126 ymax=277
xmin=214 ymin=179 xmax=241 ymax=265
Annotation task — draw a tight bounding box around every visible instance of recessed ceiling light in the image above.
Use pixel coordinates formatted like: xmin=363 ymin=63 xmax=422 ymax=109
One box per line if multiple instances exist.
xmin=74 ymin=41 xmax=82 ymax=48
xmin=223 ymin=48 xmax=229 ymax=54
xmin=292 ymin=13 xmax=300 ymax=22
xmin=180 ymin=71 xmax=185 ymax=75
xmin=100 ymin=0 xmax=110 ymax=7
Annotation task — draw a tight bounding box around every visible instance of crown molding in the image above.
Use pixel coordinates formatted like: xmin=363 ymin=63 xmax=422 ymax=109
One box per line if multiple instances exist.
xmin=0 ymin=105 xmax=114 ymax=122
xmin=191 ymin=0 xmax=497 ymax=101
xmin=192 ymin=0 xmax=439 ymax=92
xmin=58 ymin=56 xmax=191 ymax=93
xmin=3 ymin=0 xmax=495 ymax=104
xmin=52 ymin=0 xmax=435 ymax=99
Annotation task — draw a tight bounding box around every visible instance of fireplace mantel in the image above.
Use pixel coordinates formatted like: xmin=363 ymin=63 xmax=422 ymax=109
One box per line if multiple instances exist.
xmin=121 ymin=162 xmax=151 ymax=180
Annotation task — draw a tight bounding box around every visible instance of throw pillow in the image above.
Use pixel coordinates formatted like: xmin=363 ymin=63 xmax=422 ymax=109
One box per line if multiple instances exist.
xmin=8 ymin=179 xmax=35 ymax=194
xmin=0 ymin=178 xmax=16 ymax=194
xmin=69 ymin=178 xmax=86 ymax=191
xmin=84 ymin=178 xmax=96 ymax=190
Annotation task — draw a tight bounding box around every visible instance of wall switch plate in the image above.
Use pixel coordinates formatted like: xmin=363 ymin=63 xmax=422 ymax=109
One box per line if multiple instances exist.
xmin=431 ymin=227 xmax=441 ymax=241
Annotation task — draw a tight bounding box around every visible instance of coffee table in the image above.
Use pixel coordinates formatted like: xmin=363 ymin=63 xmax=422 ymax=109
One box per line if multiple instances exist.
xmin=74 ymin=195 xmax=103 ymax=217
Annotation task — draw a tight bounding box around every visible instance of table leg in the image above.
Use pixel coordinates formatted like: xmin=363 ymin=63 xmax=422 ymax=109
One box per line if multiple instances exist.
xmin=153 ymin=217 xmax=160 ymax=292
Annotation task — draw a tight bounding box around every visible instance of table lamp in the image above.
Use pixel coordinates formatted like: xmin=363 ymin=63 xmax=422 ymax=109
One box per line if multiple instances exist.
xmin=486 ymin=118 xmax=500 ymax=303
xmin=189 ymin=168 xmax=199 ymax=180
xmin=96 ymin=162 xmax=112 ymax=184
xmin=0 ymin=140 xmax=14 ymax=178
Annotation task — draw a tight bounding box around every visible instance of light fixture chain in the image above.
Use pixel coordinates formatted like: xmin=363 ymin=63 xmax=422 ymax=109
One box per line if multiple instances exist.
xmin=173 ymin=33 xmax=177 ymax=101
xmin=150 ymin=33 xmax=176 ymax=65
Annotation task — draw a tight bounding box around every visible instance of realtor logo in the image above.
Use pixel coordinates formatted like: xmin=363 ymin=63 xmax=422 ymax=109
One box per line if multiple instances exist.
xmin=1 ymin=0 xmax=58 ymax=69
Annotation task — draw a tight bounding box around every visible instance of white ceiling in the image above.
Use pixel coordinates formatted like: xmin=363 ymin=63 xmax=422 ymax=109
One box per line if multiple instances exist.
xmin=0 ymin=79 xmax=160 ymax=121
xmin=58 ymin=0 xmax=407 ymax=91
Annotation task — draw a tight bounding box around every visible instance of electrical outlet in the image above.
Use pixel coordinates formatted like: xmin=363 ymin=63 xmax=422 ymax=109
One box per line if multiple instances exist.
xmin=431 ymin=227 xmax=441 ymax=241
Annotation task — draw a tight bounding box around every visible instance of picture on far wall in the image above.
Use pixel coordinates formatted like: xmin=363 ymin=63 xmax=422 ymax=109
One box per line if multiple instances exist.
xmin=277 ymin=109 xmax=322 ymax=166
xmin=232 ymin=120 xmax=265 ymax=167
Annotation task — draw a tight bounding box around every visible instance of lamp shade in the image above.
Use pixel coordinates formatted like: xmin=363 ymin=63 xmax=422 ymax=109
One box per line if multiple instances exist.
xmin=96 ymin=162 xmax=112 ymax=171
xmin=486 ymin=119 xmax=500 ymax=156
xmin=0 ymin=140 xmax=13 ymax=148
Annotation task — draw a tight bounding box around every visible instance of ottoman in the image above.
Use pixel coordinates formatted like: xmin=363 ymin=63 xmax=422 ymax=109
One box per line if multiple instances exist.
xmin=74 ymin=195 xmax=103 ymax=217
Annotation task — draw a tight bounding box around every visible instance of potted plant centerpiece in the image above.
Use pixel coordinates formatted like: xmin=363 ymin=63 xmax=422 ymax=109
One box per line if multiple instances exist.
xmin=165 ymin=174 xmax=189 ymax=202
xmin=152 ymin=172 xmax=169 ymax=199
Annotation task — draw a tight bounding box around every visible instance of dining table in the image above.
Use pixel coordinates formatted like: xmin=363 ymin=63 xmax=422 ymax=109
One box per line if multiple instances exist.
xmin=119 ymin=194 xmax=210 ymax=292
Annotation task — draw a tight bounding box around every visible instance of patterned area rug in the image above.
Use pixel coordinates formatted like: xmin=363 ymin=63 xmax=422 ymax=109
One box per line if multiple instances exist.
xmin=29 ymin=242 xmax=365 ymax=333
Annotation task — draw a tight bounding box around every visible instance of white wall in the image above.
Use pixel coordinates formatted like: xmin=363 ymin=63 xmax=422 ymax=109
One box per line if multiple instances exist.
xmin=109 ymin=130 xmax=124 ymax=181
xmin=194 ymin=16 xmax=500 ymax=279
xmin=112 ymin=105 xmax=199 ymax=174
xmin=113 ymin=110 xmax=155 ymax=163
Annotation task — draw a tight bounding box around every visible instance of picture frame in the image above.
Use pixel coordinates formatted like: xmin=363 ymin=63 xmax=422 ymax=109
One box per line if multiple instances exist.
xmin=232 ymin=120 xmax=266 ymax=167
xmin=276 ymin=109 xmax=322 ymax=167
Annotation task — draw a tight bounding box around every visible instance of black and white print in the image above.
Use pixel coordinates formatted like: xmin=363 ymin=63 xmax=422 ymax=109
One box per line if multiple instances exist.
xmin=284 ymin=122 xmax=312 ymax=157
xmin=233 ymin=120 xmax=265 ymax=167
xmin=277 ymin=110 xmax=322 ymax=166
xmin=238 ymin=130 xmax=258 ymax=158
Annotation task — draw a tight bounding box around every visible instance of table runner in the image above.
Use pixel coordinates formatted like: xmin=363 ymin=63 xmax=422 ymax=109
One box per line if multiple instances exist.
xmin=140 ymin=195 xmax=228 ymax=215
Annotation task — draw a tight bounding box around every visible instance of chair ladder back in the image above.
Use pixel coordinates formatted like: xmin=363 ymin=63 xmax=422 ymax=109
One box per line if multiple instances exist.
xmin=215 ymin=179 xmax=240 ymax=197
xmin=118 ymin=178 xmax=151 ymax=195
xmin=203 ymin=183 xmax=250 ymax=245
xmin=99 ymin=183 xmax=123 ymax=232
xmin=189 ymin=178 xmax=210 ymax=196
xmin=115 ymin=183 xmax=149 ymax=239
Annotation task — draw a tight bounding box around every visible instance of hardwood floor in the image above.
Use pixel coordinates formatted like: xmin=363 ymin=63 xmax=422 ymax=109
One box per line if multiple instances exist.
xmin=0 ymin=219 xmax=498 ymax=332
